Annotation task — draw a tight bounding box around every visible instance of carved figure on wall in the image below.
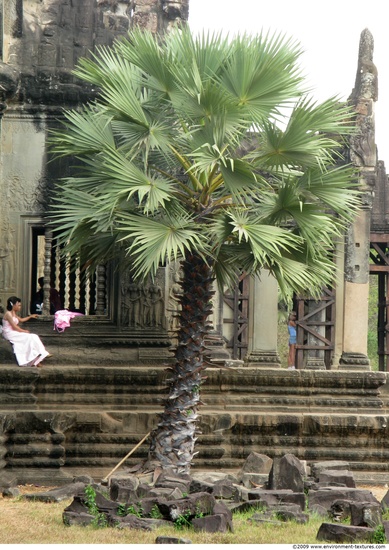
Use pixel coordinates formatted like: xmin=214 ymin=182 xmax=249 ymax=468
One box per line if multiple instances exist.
xmin=146 ymin=282 xmax=164 ymax=327
xmin=0 ymin=234 xmax=15 ymax=290
xmin=167 ymin=270 xmax=183 ymax=333
xmin=121 ymin=279 xmax=142 ymax=327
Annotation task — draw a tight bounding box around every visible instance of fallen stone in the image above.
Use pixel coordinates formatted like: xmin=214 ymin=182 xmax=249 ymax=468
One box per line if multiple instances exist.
xmin=308 ymin=488 xmax=379 ymax=516
xmin=192 ymin=514 xmax=230 ymax=533
xmin=272 ymin=503 xmax=309 ymax=524
xmin=108 ymin=472 xmax=140 ymax=491
xmin=63 ymin=497 xmax=95 ymax=526
xmin=268 ymin=454 xmax=305 ymax=493
xmin=239 ymin=473 xmax=268 ymax=489
xmin=155 ymin=470 xmax=191 ymax=493
xmin=113 ymin=514 xmax=171 ymax=531
xmin=191 ymin=471 xmax=239 ymax=485
xmin=155 ymin=536 xmax=192 ymax=544
xmin=109 ymin=483 xmax=138 ymax=503
xmin=2 ymin=487 xmax=20 ymax=498
xmin=73 ymin=474 xmax=95 ymax=485
xmin=316 ymin=522 xmax=375 ymax=543
xmin=318 ymin=469 xmax=355 ymax=488
xmin=23 ymin=482 xmax=87 ymax=503
xmin=157 ymin=492 xmax=216 ymax=521
xmin=247 ymin=489 xmax=305 ymax=511
xmin=212 ymin=480 xmax=239 ymax=500
xmin=63 ymin=510 xmax=96 ymax=527
xmin=381 ymin=489 xmax=389 ymax=511
xmin=239 ymin=452 xmax=273 ymax=475
xmin=148 ymin=487 xmax=183 ymax=501
xmin=350 ymin=501 xmax=382 ymax=528
xmin=330 ymin=499 xmax=352 ymax=522
xmin=311 ymin=461 xmax=349 ymax=480
xmin=189 ymin=478 xmax=214 ymax=494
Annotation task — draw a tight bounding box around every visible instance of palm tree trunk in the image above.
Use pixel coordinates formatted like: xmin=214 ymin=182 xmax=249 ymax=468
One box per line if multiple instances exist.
xmin=148 ymin=253 xmax=214 ymax=474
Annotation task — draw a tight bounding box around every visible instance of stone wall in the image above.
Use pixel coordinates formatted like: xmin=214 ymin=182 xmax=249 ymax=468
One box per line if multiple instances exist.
xmin=0 ymin=364 xmax=388 ymax=485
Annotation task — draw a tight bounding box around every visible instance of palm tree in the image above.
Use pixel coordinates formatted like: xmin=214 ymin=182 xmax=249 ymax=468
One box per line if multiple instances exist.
xmin=49 ymin=27 xmax=360 ymax=474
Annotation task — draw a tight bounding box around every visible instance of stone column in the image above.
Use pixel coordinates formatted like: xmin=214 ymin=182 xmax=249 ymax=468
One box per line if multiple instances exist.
xmin=338 ymin=29 xmax=377 ymax=371
xmin=245 ymin=270 xmax=281 ymax=368
xmin=339 ymin=202 xmax=372 ymax=370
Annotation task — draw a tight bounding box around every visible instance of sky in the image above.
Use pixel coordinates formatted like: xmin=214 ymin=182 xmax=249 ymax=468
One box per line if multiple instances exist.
xmin=188 ymin=0 xmax=389 ymax=166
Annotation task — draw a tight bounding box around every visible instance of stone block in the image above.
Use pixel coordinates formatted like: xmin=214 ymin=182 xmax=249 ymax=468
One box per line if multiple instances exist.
xmin=268 ymin=454 xmax=305 ymax=493
xmin=311 ymin=461 xmax=350 ymax=480
xmin=240 ymin=451 xmax=273 ymax=474
xmin=316 ymin=523 xmax=374 ymax=543
xmin=350 ymin=501 xmax=382 ymax=528
xmin=319 ymin=469 xmax=356 ymax=488
xmin=192 ymin=514 xmax=230 ymax=533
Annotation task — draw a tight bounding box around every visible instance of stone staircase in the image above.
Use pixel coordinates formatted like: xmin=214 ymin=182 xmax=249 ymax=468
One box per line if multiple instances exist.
xmin=1 ymin=320 xmax=389 ymax=485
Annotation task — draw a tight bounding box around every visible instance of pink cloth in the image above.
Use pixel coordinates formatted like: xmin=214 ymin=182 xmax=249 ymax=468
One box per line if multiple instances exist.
xmin=54 ymin=309 xmax=84 ymax=332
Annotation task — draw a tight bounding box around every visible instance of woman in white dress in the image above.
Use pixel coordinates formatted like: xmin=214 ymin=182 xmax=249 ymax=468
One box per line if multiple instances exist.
xmin=2 ymin=296 xmax=51 ymax=367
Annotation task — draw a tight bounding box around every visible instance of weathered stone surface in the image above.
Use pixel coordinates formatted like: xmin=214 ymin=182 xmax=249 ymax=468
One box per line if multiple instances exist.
xmin=239 ymin=473 xmax=268 ymax=489
xmin=149 ymin=487 xmax=183 ymax=501
xmin=155 ymin=470 xmax=191 ymax=493
xmin=239 ymin=452 xmax=273 ymax=474
xmin=274 ymin=504 xmax=309 ymax=524
xmin=157 ymin=492 xmax=216 ymax=521
xmin=2 ymin=487 xmax=20 ymax=498
xmin=63 ymin=498 xmax=95 ymax=526
xmin=330 ymin=499 xmax=353 ymax=522
xmin=114 ymin=514 xmax=171 ymax=531
xmin=23 ymin=481 xmax=87 ymax=502
xmin=212 ymin=480 xmax=240 ymax=500
xmin=155 ymin=536 xmax=192 ymax=544
xmin=311 ymin=461 xmax=350 ymax=480
xmin=268 ymin=454 xmax=305 ymax=493
xmin=192 ymin=514 xmax=230 ymax=533
xmin=318 ymin=469 xmax=355 ymax=488
xmin=109 ymin=473 xmax=140 ymax=491
xmin=243 ymin=490 xmax=305 ymax=511
xmin=189 ymin=478 xmax=214 ymax=494
xmin=380 ymin=489 xmax=389 ymax=511
xmin=309 ymin=488 xmax=379 ymax=516
xmin=316 ymin=523 xmax=375 ymax=543
xmin=350 ymin=501 xmax=382 ymax=528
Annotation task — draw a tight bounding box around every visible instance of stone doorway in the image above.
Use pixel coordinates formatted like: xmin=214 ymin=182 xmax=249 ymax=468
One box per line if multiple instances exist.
xmin=369 ymin=239 xmax=389 ymax=371
xmin=295 ymin=288 xmax=336 ymax=370
xmin=223 ymin=273 xmax=249 ymax=360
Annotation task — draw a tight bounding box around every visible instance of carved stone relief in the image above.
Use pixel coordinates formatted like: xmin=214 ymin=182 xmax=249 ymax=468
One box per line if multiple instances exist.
xmin=120 ymin=268 xmax=166 ymax=329
xmin=0 ymin=225 xmax=16 ymax=291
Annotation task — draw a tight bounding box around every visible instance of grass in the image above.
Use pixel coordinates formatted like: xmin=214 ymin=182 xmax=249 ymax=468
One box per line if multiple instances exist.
xmin=0 ymin=494 xmax=325 ymax=544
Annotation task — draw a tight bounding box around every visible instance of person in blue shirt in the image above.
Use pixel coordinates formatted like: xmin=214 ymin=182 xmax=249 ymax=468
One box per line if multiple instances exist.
xmin=287 ymin=311 xmax=297 ymax=369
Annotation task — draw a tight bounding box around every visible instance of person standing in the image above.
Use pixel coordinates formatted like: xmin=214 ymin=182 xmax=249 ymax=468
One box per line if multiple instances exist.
xmin=287 ymin=311 xmax=297 ymax=369
xmin=2 ymin=296 xmax=52 ymax=367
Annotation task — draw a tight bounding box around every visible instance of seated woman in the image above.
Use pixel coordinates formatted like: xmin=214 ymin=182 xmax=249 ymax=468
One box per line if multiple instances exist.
xmin=2 ymin=296 xmax=52 ymax=367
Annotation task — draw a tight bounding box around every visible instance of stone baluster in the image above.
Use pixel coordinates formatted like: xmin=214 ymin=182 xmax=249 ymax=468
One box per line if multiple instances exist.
xmin=42 ymin=230 xmax=53 ymax=316
xmin=95 ymin=264 xmax=107 ymax=315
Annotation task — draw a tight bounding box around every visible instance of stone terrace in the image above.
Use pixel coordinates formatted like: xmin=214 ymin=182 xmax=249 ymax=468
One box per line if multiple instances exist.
xmin=1 ymin=320 xmax=389 ymax=486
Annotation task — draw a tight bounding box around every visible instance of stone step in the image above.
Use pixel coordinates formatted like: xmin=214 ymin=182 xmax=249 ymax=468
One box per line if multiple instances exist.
xmin=0 ymin=361 xmax=388 ymax=485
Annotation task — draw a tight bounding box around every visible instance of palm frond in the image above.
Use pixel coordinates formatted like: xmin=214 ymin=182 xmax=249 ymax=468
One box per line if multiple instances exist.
xmin=49 ymin=107 xmax=115 ymax=156
xmin=117 ymin=212 xmax=209 ymax=279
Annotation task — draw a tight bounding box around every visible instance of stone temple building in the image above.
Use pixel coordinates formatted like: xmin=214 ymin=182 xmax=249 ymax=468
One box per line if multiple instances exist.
xmin=1 ymin=0 xmax=389 ymax=485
